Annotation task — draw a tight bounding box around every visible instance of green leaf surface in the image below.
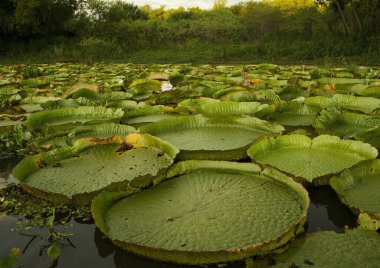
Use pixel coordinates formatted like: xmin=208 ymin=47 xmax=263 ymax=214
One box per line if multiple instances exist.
xmin=26 ymin=106 xmax=124 ymax=129
xmin=139 ymin=114 xmax=284 ymax=160
xmin=313 ymin=107 xmax=380 ymax=137
xmin=256 ymin=229 xmax=380 ymax=268
xmin=12 ymin=134 xmax=178 ymax=204
xmin=248 ymin=134 xmax=378 ymax=182
xmin=47 ymin=243 xmax=61 ymax=261
xmin=331 ymin=160 xmax=380 ymax=223
xmin=93 ymin=161 xmax=308 ymax=264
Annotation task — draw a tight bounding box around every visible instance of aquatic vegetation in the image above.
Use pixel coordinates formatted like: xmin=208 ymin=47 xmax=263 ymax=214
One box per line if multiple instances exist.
xmin=140 ymin=114 xmax=284 ymax=160
xmin=12 ymin=134 xmax=178 ymax=204
xmin=92 ymin=161 xmax=309 ymax=264
xmin=0 ymin=63 xmax=379 ymax=267
xmin=248 ymin=134 xmax=378 ymax=184
xmin=256 ymin=229 xmax=380 ymax=267
xmin=331 ymin=160 xmax=380 ymax=230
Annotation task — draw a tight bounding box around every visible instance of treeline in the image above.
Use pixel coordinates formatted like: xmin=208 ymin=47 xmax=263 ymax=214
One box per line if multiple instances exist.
xmin=0 ymin=0 xmax=379 ymax=64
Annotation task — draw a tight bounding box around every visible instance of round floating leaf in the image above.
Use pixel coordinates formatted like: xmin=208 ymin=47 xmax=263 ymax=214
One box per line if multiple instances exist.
xmin=177 ymin=98 xmax=220 ymax=113
xmin=248 ymin=134 xmax=378 ymax=183
xmin=331 ymin=160 xmax=380 ymax=229
xmin=256 ymin=229 xmax=380 ymax=267
xmin=198 ymin=101 xmax=268 ymax=116
xmin=121 ymin=105 xmax=180 ymax=126
xmin=268 ymin=102 xmax=319 ymax=126
xmin=127 ymin=79 xmax=161 ymax=95
xmin=92 ymin=161 xmax=309 ymax=265
xmin=313 ymin=107 xmax=380 ymax=137
xmin=304 ymin=94 xmax=380 ymax=114
xmin=21 ymin=96 xmax=62 ymax=104
xmin=63 ymin=82 xmax=99 ymax=98
xmin=358 ymin=86 xmax=380 ymax=98
xmin=12 ymin=134 xmax=178 ymax=204
xmin=139 ymin=114 xmax=284 ymax=160
xmin=32 ymin=123 xmax=136 ymax=148
xmin=354 ymin=125 xmax=380 ymax=149
xmin=317 ymin=77 xmax=365 ymax=84
xmin=26 ymin=106 xmax=124 ymax=129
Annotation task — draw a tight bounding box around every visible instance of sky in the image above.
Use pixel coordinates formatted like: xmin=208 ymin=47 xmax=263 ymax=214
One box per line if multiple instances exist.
xmin=130 ymin=0 xmax=245 ymax=9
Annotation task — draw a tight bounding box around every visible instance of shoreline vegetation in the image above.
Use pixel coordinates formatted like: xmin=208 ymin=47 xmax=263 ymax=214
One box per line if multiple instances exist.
xmin=0 ymin=0 xmax=379 ymax=65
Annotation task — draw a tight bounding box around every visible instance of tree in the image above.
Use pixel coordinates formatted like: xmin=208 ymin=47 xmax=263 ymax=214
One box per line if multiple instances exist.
xmin=213 ymin=0 xmax=227 ymax=10
xmin=11 ymin=0 xmax=83 ymax=38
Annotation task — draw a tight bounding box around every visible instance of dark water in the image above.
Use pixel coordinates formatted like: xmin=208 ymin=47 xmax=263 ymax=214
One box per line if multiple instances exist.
xmin=0 ymin=157 xmax=357 ymax=268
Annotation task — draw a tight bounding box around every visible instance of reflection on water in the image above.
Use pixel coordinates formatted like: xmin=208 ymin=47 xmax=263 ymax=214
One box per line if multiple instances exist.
xmin=0 ymin=157 xmax=358 ymax=268
xmin=0 ymin=156 xmax=22 ymax=187
xmin=306 ymin=186 xmax=357 ymax=233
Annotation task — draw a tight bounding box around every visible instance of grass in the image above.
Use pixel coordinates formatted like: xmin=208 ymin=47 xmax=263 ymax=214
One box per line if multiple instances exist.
xmin=0 ymin=40 xmax=379 ymax=66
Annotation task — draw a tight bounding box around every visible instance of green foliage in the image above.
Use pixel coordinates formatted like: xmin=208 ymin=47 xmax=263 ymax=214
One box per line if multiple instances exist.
xmin=0 ymin=0 xmax=379 ymax=63
xmin=0 ymin=124 xmax=32 ymax=157
xmin=47 ymin=243 xmax=61 ymax=261
xmin=92 ymin=161 xmax=308 ymax=264
xmin=0 ymin=248 xmax=20 ymax=268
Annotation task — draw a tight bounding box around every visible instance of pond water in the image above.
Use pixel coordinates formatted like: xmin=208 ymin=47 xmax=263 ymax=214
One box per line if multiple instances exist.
xmin=0 ymin=157 xmax=357 ymax=268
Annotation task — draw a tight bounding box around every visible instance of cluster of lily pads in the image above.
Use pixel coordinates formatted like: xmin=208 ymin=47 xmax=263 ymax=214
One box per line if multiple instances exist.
xmin=1 ymin=63 xmax=379 ymax=266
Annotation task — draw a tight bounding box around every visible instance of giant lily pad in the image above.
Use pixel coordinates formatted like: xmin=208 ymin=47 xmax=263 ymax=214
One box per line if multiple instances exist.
xmin=313 ymin=107 xmax=380 ymax=137
xmin=330 ymin=160 xmax=380 ymax=230
xmin=198 ymin=101 xmax=268 ymax=116
xmin=139 ymin=114 xmax=284 ymax=160
xmin=304 ymin=94 xmax=380 ymax=114
xmin=247 ymin=134 xmax=378 ymax=183
xmin=256 ymin=229 xmax=380 ymax=267
xmin=92 ymin=161 xmax=309 ymax=265
xmin=32 ymin=123 xmax=136 ymax=148
xmin=26 ymin=106 xmax=124 ymax=130
xmin=268 ymin=101 xmax=319 ymax=126
xmin=121 ymin=105 xmax=181 ymax=126
xmin=354 ymin=125 xmax=380 ymax=149
xmin=12 ymin=134 xmax=178 ymax=204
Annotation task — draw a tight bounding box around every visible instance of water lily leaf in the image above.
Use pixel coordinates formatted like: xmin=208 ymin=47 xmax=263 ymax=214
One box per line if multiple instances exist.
xmin=198 ymin=101 xmax=268 ymax=116
xmin=248 ymin=134 xmax=378 ymax=183
xmin=122 ymin=105 xmax=180 ymax=126
xmin=92 ymin=160 xmax=309 ymax=265
xmin=332 ymin=94 xmax=380 ymax=114
xmin=127 ymin=79 xmax=161 ymax=95
xmin=256 ymin=229 xmax=380 ymax=267
xmin=12 ymin=134 xmax=178 ymax=204
xmin=317 ymin=77 xmax=365 ymax=84
xmin=32 ymin=123 xmax=136 ymax=148
xmin=26 ymin=106 xmax=124 ymax=130
xmin=21 ymin=96 xmax=62 ymax=104
xmin=140 ymin=114 xmax=284 ymax=160
xmin=268 ymin=102 xmax=319 ymax=126
xmin=177 ymin=98 xmax=220 ymax=113
xmin=146 ymin=72 xmax=169 ymax=81
xmin=0 ymin=86 xmax=19 ymax=95
xmin=334 ymin=83 xmax=368 ymax=95
xmin=276 ymin=85 xmax=309 ymax=100
xmin=304 ymin=94 xmax=380 ymax=114
xmin=354 ymin=125 xmax=380 ymax=149
xmin=357 ymin=86 xmax=380 ymax=98
xmin=221 ymin=90 xmax=281 ymax=104
xmin=63 ymin=83 xmax=99 ymax=98
xmin=313 ymin=107 xmax=380 ymax=137
xmin=331 ymin=160 xmax=380 ymax=230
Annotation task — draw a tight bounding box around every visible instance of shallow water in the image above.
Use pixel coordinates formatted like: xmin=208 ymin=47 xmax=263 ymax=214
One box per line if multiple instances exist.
xmin=0 ymin=157 xmax=357 ymax=268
